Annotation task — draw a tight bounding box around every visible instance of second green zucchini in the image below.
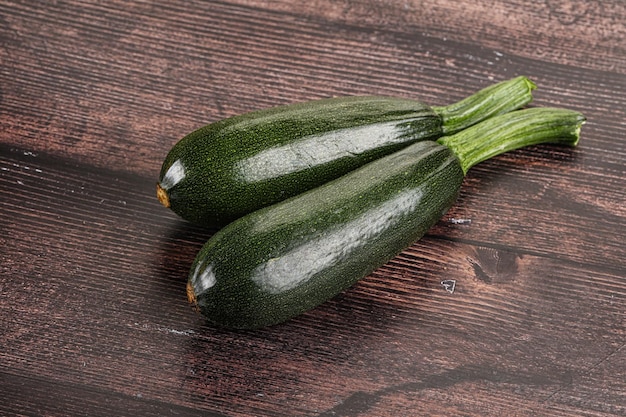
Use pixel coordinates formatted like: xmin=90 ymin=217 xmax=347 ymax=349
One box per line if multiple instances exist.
xmin=186 ymin=107 xmax=585 ymax=329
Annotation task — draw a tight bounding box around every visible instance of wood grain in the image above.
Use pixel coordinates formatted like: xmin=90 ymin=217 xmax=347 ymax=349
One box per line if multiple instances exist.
xmin=231 ymin=0 xmax=626 ymax=74
xmin=3 ymin=1 xmax=624 ymax=176
xmin=1 ymin=1 xmax=625 ymax=416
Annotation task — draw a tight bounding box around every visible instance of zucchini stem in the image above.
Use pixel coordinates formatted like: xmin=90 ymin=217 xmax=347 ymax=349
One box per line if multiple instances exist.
xmin=437 ymin=107 xmax=585 ymax=174
xmin=434 ymin=76 xmax=537 ymax=135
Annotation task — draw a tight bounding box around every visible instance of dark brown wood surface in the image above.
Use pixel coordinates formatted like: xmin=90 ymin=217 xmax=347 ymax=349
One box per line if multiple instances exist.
xmin=1 ymin=1 xmax=624 ymax=416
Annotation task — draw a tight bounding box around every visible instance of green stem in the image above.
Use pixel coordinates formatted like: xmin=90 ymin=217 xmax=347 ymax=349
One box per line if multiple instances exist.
xmin=437 ymin=107 xmax=585 ymax=175
xmin=434 ymin=76 xmax=537 ymax=135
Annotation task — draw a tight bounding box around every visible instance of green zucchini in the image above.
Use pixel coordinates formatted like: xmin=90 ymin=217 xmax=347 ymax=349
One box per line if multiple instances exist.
xmin=186 ymin=107 xmax=585 ymax=329
xmin=158 ymin=76 xmax=535 ymax=226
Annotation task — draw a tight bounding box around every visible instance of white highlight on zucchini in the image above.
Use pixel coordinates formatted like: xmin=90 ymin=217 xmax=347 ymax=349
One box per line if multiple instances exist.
xmin=235 ymin=122 xmax=407 ymax=182
xmin=251 ymin=188 xmax=423 ymax=294
xmin=160 ymin=159 xmax=186 ymax=189
xmin=192 ymin=261 xmax=216 ymax=293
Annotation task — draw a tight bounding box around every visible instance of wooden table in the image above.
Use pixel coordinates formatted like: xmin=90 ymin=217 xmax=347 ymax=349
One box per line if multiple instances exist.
xmin=1 ymin=1 xmax=624 ymax=416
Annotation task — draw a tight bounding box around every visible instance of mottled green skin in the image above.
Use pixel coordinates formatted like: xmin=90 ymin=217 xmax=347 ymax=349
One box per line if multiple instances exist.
xmin=188 ymin=141 xmax=464 ymax=329
xmin=160 ymin=96 xmax=441 ymax=226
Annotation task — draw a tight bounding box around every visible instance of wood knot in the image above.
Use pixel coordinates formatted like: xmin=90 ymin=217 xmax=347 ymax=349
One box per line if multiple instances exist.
xmin=469 ymin=247 xmax=520 ymax=284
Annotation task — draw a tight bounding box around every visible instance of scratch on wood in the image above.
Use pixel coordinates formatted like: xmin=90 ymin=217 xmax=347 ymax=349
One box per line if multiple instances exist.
xmin=441 ymin=280 xmax=456 ymax=294
xmin=542 ymin=342 xmax=626 ymax=403
xmin=316 ymin=365 xmax=569 ymax=417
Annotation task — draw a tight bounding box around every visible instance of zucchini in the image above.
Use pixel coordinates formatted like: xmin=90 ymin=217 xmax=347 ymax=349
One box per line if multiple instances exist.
xmin=158 ymin=76 xmax=535 ymax=226
xmin=186 ymin=107 xmax=585 ymax=329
